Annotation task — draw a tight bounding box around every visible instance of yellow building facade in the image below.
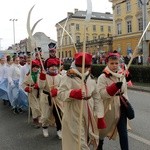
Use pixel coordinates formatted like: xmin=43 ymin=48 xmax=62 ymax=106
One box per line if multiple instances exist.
xmin=109 ymin=0 xmax=150 ymax=56
xmin=55 ymin=9 xmax=113 ymax=58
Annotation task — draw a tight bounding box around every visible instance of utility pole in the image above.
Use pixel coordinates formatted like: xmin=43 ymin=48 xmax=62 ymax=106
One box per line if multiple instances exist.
xmin=141 ymin=0 xmax=149 ymax=64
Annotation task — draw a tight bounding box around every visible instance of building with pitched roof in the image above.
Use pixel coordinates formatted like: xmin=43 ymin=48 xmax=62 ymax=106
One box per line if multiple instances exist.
xmin=56 ymin=9 xmax=113 ymax=58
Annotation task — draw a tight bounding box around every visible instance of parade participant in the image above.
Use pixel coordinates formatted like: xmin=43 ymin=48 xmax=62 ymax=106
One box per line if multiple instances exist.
xmin=97 ymin=52 xmax=134 ymax=150
xmin=0 ymin=55 xmax=13 ymax=105
xmin=0 ymin=55 xmax=8 ymax=104
xmin=58 ymin=52 xmax=106 ymax=150
xmin=18 ymin=52 xmax=26 ymax=66
xmin=44 ymin=42 xmax=57 ymax=70
xmin=38 ymin=58 xmax=63 ymax=138
xmin=8 ymin=55 xmax=28 ymax=114
xmin=0 ymin=55 xmax=6 ymax=82
xmin=19 ymin=53 xmax=31 ymax=86
xmin=23 ymin=60 xmax=41 ymax=128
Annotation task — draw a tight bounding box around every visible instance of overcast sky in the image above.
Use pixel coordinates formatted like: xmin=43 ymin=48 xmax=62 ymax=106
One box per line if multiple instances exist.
xmin=0 ymin=0 xmax=112 ymax=50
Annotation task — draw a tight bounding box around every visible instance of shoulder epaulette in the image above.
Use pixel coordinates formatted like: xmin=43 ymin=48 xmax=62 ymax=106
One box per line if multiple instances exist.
xmin=67 ymin=69 xmax=81 ymax=79
xmin=103 ymin=69 xmax=112 ymax=78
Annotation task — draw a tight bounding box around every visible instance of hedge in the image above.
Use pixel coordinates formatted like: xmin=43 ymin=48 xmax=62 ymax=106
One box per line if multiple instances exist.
xmin=64 ymin=64 xmax=150 ymax=83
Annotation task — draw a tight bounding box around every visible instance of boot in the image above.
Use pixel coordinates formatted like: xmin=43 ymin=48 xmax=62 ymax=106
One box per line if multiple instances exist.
xmin=13 ymin=107 xmax=19 ymax=114
xmin=42 ymin=127 xmax=49 ymax=137
xmin=97 ymin=139 xmax=104 ymax=150
xmin=57 ymin=130 xmax=62 ymax=139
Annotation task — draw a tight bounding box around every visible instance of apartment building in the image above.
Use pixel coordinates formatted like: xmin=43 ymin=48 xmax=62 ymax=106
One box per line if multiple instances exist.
xmin=55 ymin=9 xmax=113 ymax=58
xmin=109 ymin=0 xmax=150 ymax=58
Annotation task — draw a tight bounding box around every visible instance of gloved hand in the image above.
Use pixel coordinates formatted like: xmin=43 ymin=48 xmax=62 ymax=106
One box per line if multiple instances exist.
xmin=40 ymin=72 xmax=46 ymax=80
xmin=34 ymin=83 xmax=39 ymax=89
xmin=115 ymin=82 xmax=123 ymax=89
xmin=50 ymin=88 xmax=58 ymax=97
xmin=97 ymin=118 xmax=106 ymax=129
xmin=69 ymin=89 xmax=82 ymax=100
xmin=106 ymin=82 xmax=123 ymax=96
xmin=25 ymin=86 xmax=32 ymax=93
xmin=125 ymin=73 xmax=132 ymax=82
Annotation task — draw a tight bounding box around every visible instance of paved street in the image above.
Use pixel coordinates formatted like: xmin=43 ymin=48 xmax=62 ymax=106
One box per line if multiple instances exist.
xmin=0 ymin=90 xmax=150 ymax=150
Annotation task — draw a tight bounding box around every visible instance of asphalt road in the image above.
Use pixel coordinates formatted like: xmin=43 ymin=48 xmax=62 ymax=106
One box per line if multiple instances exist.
xmin=0 ymin=90 xmax=150 ymax=150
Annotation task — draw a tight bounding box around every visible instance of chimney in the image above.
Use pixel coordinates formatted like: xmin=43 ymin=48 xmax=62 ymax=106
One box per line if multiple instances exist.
xmin=74 ymin=9 xmax=78 ymax=13
xmin=67 ymin=12 xmax=73 ymax=17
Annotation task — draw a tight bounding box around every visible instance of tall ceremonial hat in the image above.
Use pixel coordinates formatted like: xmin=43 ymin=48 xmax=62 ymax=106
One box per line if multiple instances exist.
xmin=74 ymin=52 xmax=92 ymax=67
xmin=48 ymin=42 xmax=56 ymax=52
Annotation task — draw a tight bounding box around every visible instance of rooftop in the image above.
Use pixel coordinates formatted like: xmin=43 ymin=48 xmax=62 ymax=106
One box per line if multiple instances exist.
xmin=57 ymin=9 xmax=113 ymax=24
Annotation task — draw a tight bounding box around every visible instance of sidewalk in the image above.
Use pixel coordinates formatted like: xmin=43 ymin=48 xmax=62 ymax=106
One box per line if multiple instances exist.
xmin=128 ymin=83 xmax=150 ymax=93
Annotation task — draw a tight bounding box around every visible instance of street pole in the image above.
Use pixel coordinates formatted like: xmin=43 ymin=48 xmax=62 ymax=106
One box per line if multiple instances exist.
xmin=142 ymin=0 xmax=149 ymax=64
xmin=9 ymin=19 xmax=18 ymax=47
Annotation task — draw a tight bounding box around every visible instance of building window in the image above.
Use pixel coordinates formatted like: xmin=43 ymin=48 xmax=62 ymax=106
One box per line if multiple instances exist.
xmin=117 ymin=23 xmax=122 ymax=35
xmin=76 ymin=24 xmax=80 ymax=30
xmin=68 ymin=51 xmax=71 ymax=57
xmin=117 ymin=45 xmax=121 ymax=53
xmin=65 ymin=36 xmax=67 ymax=45
xmin=93 ymin=25 xmax=96 ymax=31
xmin=138 ymin=18 xmax=143 ymax=31
xmin=76 ymin=36 xmax=80 ymax=43
xmin=69 ymin=36 xmax=72 ymax=44
xmin=127 ymin=20 xmax=132 ymax=33
xmin=58 ymin=37 xmax=61 ymax=46
xmin=62 ymin=51 xmax=64 ymax=58
xmin=65 ymin=51 xmax=67 ymax=57
xmin=93 ymin=36 xmax=97 ymax=40
xmin=126 ymin=1 xmax=131 ymax=12
xmin=137 ymin=0 xmax=142 ymax=8
xmin=108 ymin=26 xmax=111 ymax=32
xmin=100 ymin=26 xmax=104 ymax=32
xmin=116 ymin=5 xmax=121 ymax=15
xmin=68 ymin=25 xmax=71 ymax=31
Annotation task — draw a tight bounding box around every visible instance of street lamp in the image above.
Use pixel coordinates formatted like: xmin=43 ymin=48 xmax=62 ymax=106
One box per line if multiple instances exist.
xmin=9 ymin=19 xmax=18 ymax=46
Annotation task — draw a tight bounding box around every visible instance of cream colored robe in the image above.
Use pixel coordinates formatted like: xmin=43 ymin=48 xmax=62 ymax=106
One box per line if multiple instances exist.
xmin=58 ymin=69 xmax=104 ymax=150
xmin=97 ymin=69 xmax=128 ymax=140
xmin=38 ymin=74 xmax=63 ymax=127
xmin=23 ymin=74 xmax=41 ymax=119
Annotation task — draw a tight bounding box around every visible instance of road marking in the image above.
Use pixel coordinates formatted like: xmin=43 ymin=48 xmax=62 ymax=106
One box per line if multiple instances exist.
xmin=129 ymin=132 xmax=150 ymax=146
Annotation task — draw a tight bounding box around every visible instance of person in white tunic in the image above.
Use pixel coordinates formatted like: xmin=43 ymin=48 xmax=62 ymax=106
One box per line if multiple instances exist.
xmin=38 ymin=58 xmax=63 ymax=139
xmin=58 ymin=52 xmax=106 ymax=150
xmin=0 ymin=56 xmax=7 ymax=102
xmin=19 ymin=54 xmax=31 ymax=86
xmin=8 ymin=55 xmax=28 ymax=114
xmin=23 ymin=60 xmax=41 ymax=128
xmin=96 ymin=52 xmax=134 ymax=150
xmin=0 ymin=55 xmax=13 ymax=105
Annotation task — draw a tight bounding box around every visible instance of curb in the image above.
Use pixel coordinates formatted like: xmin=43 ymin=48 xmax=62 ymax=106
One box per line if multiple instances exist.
xmin=128 ymin=87 xmax=150 ymax=93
